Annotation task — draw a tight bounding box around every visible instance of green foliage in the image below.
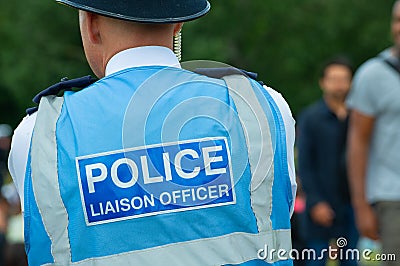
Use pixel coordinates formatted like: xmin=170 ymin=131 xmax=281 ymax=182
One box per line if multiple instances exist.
xmin=184 ymin=0 xmax=394 ymax=115
xmin=0 ymin=0 xmax=396 ymax=127
xmin=0 ymin=1 xmax=90 ymax=127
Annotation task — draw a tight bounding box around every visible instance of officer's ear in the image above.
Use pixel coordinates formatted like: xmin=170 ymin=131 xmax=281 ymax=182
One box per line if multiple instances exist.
xmin=84 ymin=11 xmax=102 ymax=45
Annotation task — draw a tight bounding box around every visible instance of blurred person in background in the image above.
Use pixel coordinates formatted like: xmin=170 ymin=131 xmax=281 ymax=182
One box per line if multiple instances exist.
xmin=297 ymin=57 xmax=358 ymax=266
xmin=2 ymin=183 xmax=27 ymax=266
xmin=0 ymin=124 xmax=12 ymax=266
xmin=347 ymin=1 xmax=400 ymax=265
xmin=0 ymin=124 xmax=27 ymax=265
xmin=0 ymin=124 xmax=12 ymax=190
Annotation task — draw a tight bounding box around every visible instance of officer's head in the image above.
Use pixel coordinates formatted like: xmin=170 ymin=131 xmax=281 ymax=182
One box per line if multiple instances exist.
xmin=55 ymin=0 xmax=210 ymax=77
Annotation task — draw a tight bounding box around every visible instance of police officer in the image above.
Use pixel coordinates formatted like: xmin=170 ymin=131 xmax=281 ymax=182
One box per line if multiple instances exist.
xmin=8 ymin=1 xmax=296 ymax=265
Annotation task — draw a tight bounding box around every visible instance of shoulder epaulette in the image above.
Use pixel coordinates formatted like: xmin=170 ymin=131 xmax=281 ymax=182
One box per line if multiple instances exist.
xmin=26 ymin=75 xmax=97 ymax=115
xmin=193 ymin=67 xmax=264 ymax=86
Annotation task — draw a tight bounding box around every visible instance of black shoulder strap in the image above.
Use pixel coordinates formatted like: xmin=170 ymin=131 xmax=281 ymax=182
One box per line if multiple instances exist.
xmin=382 ymin=57 xmax=400 ymax=75
xmin=26 ymin=75 xmax=97 ymax=115
xmin=193 ymin=67 xmax=264 ymax=86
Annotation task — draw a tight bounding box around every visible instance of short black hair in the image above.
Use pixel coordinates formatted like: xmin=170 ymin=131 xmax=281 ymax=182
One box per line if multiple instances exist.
xmin=319 ymin=56 xmax=354 ymax=79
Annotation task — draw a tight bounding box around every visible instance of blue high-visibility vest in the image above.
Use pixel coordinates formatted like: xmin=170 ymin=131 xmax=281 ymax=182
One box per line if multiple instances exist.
xmin=25 ymin=66 xmax=293 ymax=265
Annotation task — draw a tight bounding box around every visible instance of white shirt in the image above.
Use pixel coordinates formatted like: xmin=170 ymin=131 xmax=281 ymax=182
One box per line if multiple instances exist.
xmin=8 ymin=45 xmax=296 ymax=212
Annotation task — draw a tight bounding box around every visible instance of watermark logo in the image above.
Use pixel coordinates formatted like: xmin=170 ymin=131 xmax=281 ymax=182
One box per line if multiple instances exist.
xmin=336 ymin=237 xmax=347 ymax=248
xmin=257 ymin=237 xmax=396 ymax=262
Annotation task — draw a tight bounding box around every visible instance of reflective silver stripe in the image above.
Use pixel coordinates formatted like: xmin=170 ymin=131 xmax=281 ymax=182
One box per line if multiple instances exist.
xmin=223 ymin=75 xmax=274 ymax=233
xmin=43 ymin=229 xmax=291 ymax=266
xmin=31 ymin=96 xmax=72 ymax=265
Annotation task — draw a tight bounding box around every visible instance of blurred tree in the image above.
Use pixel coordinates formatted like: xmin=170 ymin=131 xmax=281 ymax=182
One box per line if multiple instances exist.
xmin=0 ymin=0 xmax=90 ymax=127
xmin=184 ymin=0 xmax=394 ymax=115
xmin=0 ymin=0 xmax=396 ymax=127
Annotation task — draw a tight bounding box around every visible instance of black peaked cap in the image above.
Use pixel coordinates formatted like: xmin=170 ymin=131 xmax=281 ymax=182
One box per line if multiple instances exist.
xmin=56 ymin=0 xmax=211 ymax=23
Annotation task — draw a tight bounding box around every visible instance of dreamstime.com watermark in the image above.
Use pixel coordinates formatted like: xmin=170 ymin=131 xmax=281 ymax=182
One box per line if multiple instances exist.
xmin=257 ymin=237 xmax=397 ymax=262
